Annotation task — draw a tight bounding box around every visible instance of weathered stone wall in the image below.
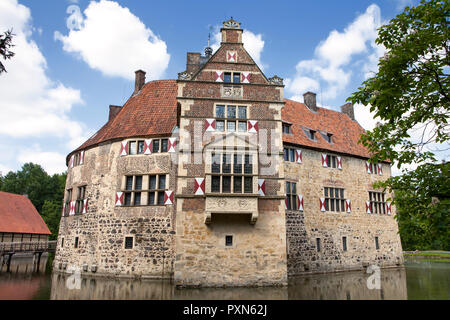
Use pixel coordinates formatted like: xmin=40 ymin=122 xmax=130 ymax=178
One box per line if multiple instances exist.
xmin=54 ymin=140 xmax=177 ymax=278
xmin=284 ymin=147 xmax=404 ymax=275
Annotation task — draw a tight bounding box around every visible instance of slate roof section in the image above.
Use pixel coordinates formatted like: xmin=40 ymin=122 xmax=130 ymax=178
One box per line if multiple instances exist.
xmin=282 ymin=99 xmax=371 ymax=159
xmin=0 ymin=192 xmax=51 ymax=235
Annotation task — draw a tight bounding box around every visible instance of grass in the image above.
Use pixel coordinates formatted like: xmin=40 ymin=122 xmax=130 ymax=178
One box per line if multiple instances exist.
xmin=404 ymin=251 xmax=450 ymax=259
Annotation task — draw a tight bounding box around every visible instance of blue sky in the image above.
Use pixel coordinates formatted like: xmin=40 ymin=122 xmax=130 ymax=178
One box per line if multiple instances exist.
xmin=1 ymin=0 xmax=434 ymax=176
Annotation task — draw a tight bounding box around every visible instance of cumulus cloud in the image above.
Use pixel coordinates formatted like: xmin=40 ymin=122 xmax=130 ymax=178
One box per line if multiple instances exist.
xmin=211 ymin=29 xmax=266 ymax=69
xmin=0 ymin=0 xmax=88 ymax=174
xmin=54 ymin=0 xmax=170 ymax=80
xmin=17 ymin=147 xmax=67 ymax=175
xmin=285 ymin=4 xmax=384 ymax=102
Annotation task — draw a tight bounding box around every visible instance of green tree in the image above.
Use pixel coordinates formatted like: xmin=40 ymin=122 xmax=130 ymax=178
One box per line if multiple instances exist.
xmin=348 ymin=0 xmax=449 ymax=250
xmin=0 ymin=29 xmax=15 ymax=74
xmin=41 ymin=200 xmax=63 ymax=241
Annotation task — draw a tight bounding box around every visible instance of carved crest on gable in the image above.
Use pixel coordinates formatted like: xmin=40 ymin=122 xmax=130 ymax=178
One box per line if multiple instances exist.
xmin=223 ymin=18 xmax=241 ymax=29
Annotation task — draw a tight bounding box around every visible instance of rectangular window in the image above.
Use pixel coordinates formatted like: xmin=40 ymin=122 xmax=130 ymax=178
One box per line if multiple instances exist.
xmin=129 ymin=141 xmax=137 ymax=155
xmin=216 ymin=120 xmax=225 ymax=132
xmin=215 ymin=105 xmax=248 ymax=132
xmin=375 ymin=237 xmax=380 ymax=250
xmin=216 ymin=105 xmax=225 ymax=118
xmin=227 ymin=105 xmax=236 ymax=119
xmin=227 ymin=121 xmax=236 ymax=132
xmin=125 ymin=237 xmax=134 ymax=249
xmin=326 ymin=134 xmax=333 ymax=143
xmin=61 ymin=237 xmax=64 ymax=248
xmin=233 ymin=73 xmax=241 ymax=84
xmin=324 ymin=187 xmax=346 ymax=212
xmin=286 ymin=182 xmax=297 ymax=210
xmin=289 ymin=149 xmax=295 ymax=162
xmin=64 ymin=189 xmax=72 ymax=216
xmin=152 ymin=139 xmax=160 ymax=153
xmin=161 ymin=139 xmax=168 ymax=153
xmin=316 ymin=238 xmax=321 ymax=252
xmin=326 ymin=155 xmax=338 ymax=168
xmin=238 ymin=106 xmax=247 ymax=119
xmin=137 ymin=141 xmax=145 ymax=154
xmin=74 ymin=237 xmax=79 ymax=249
xmin=225 ymin=235 xmax=233 ymax=247
xmin=309 ymin=130 xmax=316 ymax=140
xmin=369 ymin=191 xmax=386 ymax=214
xmin=284 ymin=148 xmax=289 ymax=161
xmin=343 ymin=237 xmax=347 ymax=251
xmin=282 ymin=124 xmax=291 ymax=134
xmin=224 ymin=72 xmax=232 ymax=83
xmin=210 ymin=152 xmax=253 ymax=194
xmin=75 ymin=186 xmax=86 ymax=214
xmin=122 ymin=174 xmax=167 ymax=206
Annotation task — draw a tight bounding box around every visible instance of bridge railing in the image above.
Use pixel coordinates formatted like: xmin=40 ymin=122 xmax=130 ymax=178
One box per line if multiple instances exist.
xmin=0 ymin=241 xmax=57 ymax=254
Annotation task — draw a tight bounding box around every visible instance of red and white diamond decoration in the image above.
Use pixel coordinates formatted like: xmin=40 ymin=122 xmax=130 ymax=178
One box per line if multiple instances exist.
xmin=164 ymin=191 xmax=174 ymax=205
xmin=168 ymin=138 xmax=177 ymax=153
xmin=320 ymin=198 xmax=326 ymax=212
xmin=194 ymin=178 xmax=205 ymax=196
xmin=258 ymin=179 xmax=266 ymax=196
xmin=115 ymin=192 xmax=124 ymax=206
xmin=337 ymin=156 xmax=343 ymax=170
xmin=214 ymin=71 xmax=224 ymax=82
xmin=345 ymin=200 xmax=351 ymax=213
xmin=248 ymin=120 xmax=258 ymax=133
xmin=120 ymin=141 xmax=128 ymax=156
xmin=366 ymin=201 xmax=372 ymax=214
xmin=69 ymin=201 xmax=76 ymax=216
xmin=82 ymin=199 xmax=88 ymax=214
xmin=366 ymin=162 xmax=372 ymax=174
xmin=322 ymin=154 xmax=328 ymax=167
xmin=227 ymin=51 xmax=237 ymax=63
xmin=144 ymin=139 xmax=153 ymax=155
xmin=205 ymin=119 xmax=216 ymax=132
xmin=296 ymin=150 xmax=303 ymax=163
xmin=386 ymin=202 xmax=392 ymax=215
xmin=241 ymin=72 xmax=250 ymax=83
xmin=377 ymin=163 xmax=383 ymax=175
xmin=297 ymin=195 xmax=304 ymax=211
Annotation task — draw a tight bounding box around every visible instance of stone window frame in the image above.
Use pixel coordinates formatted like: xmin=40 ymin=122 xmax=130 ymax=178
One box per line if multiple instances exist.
xmin=74 ymin=185 xmax=87 ymax=215
xmin=325 ymin=154 xmax=339 ymax=169
xmin=121 ymin=174 xmax=169 ymax=207
xmin=127 ymin=138 xmax=169 ymax=155
xmin=342 ymin=236 xmax=348 ymax=252
xmin=285 ymin=181 xmax=298 ymax=211
xmin=283 ymin=146 xmax=298 ymax=163
xmin=63 ymin=188 xmax=72 ymax=216
xmin=214 ymin=103 xmax=249 ymax=133
xmin=124 ymin=235 xmax=135 ymax=250
xmin=368 ymin=191 xmax=387 ymax=215
xmin=324 ymin=187 xmax=346 ymax=212
xmin=225 ymin=235 xmax=234 ymax=248
xmin=205 ymin=147 xmax=258 ymax=196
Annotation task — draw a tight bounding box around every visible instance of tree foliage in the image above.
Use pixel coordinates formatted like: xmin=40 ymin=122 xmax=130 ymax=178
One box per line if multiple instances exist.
xmin=0 ymin=163 xmax=66 ymax=240
xmin=391 ymin=162 xmax=449 ymax=250
xmin=349 ymin=0 xmax=449 ymax=167
xmin=0 ymin=29 xmax=15 ymax=74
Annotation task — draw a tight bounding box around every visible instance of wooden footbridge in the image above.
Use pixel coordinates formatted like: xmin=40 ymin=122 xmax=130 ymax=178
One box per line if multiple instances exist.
xmin=0 ymin=241 xmax=57 ymax=272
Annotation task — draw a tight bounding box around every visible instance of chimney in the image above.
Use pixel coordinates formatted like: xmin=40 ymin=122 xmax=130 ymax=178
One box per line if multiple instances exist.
xmin=303 ymin=92 xmax=317 ymax=112
xmin=134 ymin=70 xmax=146 ymax=94
xmin=186 ymin=52 xmax=201 ymax=73
xmin=109 ymin=105 xmax=122 ymax=122
xmin=340 ymin=103 xmax=355 ymax=120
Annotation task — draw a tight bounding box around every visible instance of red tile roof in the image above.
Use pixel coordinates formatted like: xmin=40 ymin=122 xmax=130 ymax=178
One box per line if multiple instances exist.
xmin=70 ymin=80 xmax=178 ymax=162
xmin=69 ymin=81 xmax=372 ymax=162
xmin=282 ymin=99 xmax=371 ymax=159
xmin=0 ymin=192 xmax=51 ymax=235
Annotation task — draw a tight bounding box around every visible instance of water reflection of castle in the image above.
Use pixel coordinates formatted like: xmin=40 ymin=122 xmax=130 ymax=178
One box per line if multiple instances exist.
xmin=50 ymin=267 xmax=408 ymax=300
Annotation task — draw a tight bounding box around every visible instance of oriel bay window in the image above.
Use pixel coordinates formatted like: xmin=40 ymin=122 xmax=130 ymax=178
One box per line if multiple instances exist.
xmin=210 ymin=152 xmax=253 ymax=194
xmin=215 ymin=105 xmax=248 ymax=132
xmin=122 ymin=174 xmax=167 ymax=206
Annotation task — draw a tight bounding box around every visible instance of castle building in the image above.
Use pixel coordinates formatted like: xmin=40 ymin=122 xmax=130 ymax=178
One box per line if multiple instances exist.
xmin=54 ymin=19 xmax=403 ymax=287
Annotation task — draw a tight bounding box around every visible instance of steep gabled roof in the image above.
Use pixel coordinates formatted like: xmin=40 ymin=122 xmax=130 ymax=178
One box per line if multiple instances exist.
xmin=0 ymin=192 xmax=51 ymax=235
xmin=70 ymin=80 xmax=178 ymax=160
xmin=281 ymin=99 xmax=371 ymax=159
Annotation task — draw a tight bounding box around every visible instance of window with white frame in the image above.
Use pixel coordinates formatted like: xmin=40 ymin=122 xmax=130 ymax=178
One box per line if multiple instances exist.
xmin=215 ymin=105 xmax=248 ymax=132
xmin=211 ymin=152 xmax=253 ymax=194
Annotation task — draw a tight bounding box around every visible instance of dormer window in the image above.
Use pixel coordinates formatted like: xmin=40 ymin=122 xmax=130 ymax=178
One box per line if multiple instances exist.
xmin=309 ymin=130 xmax=316 ymax=140
xmin=326 ymin=133 xmax=333 ymax=143
xmin=282 ymin=123 xmax=291 ymax=134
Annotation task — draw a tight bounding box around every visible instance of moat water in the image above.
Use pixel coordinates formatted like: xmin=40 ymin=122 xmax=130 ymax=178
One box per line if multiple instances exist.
xmin=0 ymin=258 xmax=448 ymax=300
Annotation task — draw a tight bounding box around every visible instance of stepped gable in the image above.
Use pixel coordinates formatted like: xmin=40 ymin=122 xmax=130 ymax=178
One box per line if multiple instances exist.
xmin=70 ymin=80 xmax=178 ymax=162
xmin=282 ymin=98 xmax=371 ymax=159
xmin=0 ymin=191 xmax=51 ymax=235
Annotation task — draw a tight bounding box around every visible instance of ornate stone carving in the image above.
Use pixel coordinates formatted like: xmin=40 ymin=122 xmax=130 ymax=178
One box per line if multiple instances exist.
xmin=269 ymin=75 xmax=284 ymax=85
xmin=178 ymin=71 xmax=192 ymax=80
xmin=222 ymin=85 xmax=242 ymax=98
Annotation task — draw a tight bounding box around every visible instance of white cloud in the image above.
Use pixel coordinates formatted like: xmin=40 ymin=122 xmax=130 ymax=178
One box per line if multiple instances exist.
xmin=0 ymin=0 xmax=89 ymax=173
xmin=211 ymin=29 xmax=266 ymax=70
xmin=54 ymin=0 xmax=170 ymax=80
xmin=17 ymin=147 xmax=67 ymax=175
xmin=0 ymin=164 xmax=13 ymax=176
xmin=286 ymin=4 xmax=384 ymax=102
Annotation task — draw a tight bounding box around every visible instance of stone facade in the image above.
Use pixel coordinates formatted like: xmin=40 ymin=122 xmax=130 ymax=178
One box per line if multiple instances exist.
xmin=54 ymin=18 xmax=403 ymax=287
